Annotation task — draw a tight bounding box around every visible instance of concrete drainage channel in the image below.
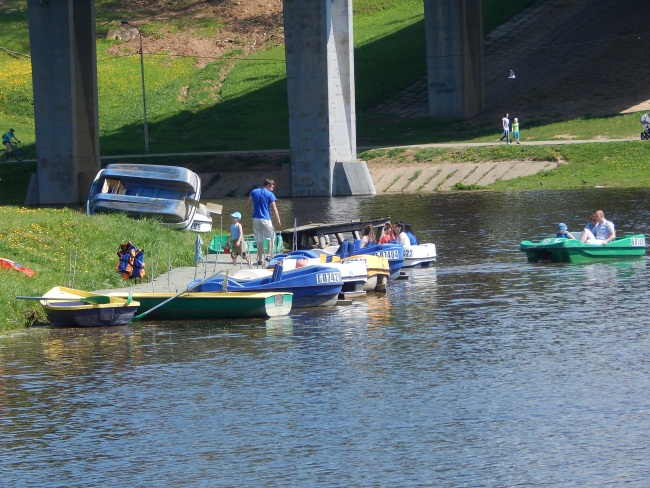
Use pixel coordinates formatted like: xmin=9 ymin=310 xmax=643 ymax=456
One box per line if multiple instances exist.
xmin=367 ymin=160 xmax=558 ymax=193
xmin=196 ymin=160 xmax=559 ymax=197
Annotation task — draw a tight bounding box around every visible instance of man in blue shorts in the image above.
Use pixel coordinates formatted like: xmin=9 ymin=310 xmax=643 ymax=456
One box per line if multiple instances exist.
xmin=247 ymin=178 xmax=282 ymax=265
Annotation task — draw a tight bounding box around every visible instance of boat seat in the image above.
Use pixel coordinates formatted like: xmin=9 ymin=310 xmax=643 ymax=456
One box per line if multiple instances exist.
xmin=209 ymin=235 xmax=230 ymax=254
xmin=88 ymin=193 xmax=188 ymax=223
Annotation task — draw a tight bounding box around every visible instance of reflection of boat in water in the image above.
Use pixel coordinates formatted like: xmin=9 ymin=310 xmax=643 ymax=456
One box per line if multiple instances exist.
xmin=265 ymin=315 xmax=295 ymax=335
xmin=29 ymin=286 xmax=139 ymax=327
xmin=86 ymin=164 xmax=211 ymax=232
xmin=362 ymin=293 xmax=393 ymax=327
xmin=520 ymin=234 xmax=646 ymax=263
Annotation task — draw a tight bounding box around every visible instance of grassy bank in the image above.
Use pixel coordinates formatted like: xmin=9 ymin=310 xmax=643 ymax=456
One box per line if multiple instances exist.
xmin=486 ymin=142 xmax=650 ymax=190
xmin=362 ymin=139 xmax=650 ymax=190
xmin=0 ymin=208 xmax=206 ymax=330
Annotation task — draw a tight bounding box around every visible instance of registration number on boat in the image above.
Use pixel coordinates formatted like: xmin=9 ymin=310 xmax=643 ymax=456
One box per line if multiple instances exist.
xmin=375 ymin=250 xmax=400 ymax=259
xmin=317 ymin=271 xmax=341 ymax=284
xmin=631 ymin=237 xmax=646 ymax=247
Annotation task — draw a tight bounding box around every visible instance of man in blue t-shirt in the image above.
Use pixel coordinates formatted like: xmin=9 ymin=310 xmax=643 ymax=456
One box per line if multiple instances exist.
xmin=246 ymin=178 xmax=282 ymax=265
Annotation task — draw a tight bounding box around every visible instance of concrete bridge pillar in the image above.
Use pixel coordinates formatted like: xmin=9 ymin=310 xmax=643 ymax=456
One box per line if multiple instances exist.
xmin=26 ymin=0 xmax=100 ymax=205
xmin=283 ymin=0 xmax=375 ymax=197
xmin=424 ymin=0 xmax=484 ymax=118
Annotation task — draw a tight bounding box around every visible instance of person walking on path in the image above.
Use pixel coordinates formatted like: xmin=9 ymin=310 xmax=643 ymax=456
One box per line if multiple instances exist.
xmin=246 ymin=178 xmax=282 ymax=265
xmin=512 ymin=117 xmax=520 ymax=144
xmin=499 ymin=113 xmax=511 ymax=144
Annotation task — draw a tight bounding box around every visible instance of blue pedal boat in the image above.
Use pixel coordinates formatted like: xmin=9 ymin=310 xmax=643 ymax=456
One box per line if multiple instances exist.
xmin=191 ymin=263 xmax=343 ymax=308
xmin=332 ymin=241 xmax=404 ymax=279
xmin=269 ymin=250 xmax=369 ymax=298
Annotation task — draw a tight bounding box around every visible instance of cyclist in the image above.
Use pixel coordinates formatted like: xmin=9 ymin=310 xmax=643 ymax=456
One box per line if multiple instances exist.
xmin=2 ymin=129 xmax=19 ymax=152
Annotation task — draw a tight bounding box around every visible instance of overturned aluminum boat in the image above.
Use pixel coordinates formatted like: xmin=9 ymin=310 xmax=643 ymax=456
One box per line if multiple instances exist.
xmin=86 ymin=163 xmax=211 ymax=231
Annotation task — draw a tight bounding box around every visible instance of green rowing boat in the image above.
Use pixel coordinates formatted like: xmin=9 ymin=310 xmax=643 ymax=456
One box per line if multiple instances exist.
xmin=108 ymin=290 xmax=292 ymax=320
xmin=520 ymin=234 xmax=646 ymax=264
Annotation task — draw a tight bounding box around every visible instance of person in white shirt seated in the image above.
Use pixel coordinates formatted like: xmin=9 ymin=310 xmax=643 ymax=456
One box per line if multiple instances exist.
xmin=394 ymin=222 xmax=412 ymax=249
xmin=580 ymin=210 xmax=615 ymax=245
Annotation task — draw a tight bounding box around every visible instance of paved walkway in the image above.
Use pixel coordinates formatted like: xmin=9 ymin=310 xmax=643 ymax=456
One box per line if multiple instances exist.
xmin=96 ymin=252 xmax=259 ymax=295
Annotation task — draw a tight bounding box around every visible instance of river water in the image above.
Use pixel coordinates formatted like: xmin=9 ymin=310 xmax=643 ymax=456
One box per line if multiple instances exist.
xmin=2 ymin=189 xmax=650 ymax=487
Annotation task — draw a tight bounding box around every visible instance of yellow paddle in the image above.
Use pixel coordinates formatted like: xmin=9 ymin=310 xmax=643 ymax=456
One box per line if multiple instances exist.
xmin=16 ymin=295 xmax=112 ymax=304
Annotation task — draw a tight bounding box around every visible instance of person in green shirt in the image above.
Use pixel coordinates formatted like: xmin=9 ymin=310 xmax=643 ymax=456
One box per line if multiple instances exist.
xmin=512 ymin=118 xmax=520 ymax=144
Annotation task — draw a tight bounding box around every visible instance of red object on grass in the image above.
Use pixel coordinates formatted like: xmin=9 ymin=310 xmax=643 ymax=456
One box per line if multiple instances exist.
xmin=0 ymin=257 xmax=35 ymax=277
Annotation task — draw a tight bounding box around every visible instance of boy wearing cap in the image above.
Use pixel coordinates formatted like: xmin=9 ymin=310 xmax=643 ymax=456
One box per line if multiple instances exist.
xmin=227 ymin=212 xmax=244 ymax=265
xmin=556 ymin=223 xmax=575 ymax=239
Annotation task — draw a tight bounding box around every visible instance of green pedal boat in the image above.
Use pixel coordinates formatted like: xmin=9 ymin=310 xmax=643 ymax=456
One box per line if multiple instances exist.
xmin=520 ymin=234 xmax=647 ymax=263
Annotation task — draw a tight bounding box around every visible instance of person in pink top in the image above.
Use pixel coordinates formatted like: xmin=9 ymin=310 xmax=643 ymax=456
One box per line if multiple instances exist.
xmin=379 ymin=222 xmax=394 ymax=244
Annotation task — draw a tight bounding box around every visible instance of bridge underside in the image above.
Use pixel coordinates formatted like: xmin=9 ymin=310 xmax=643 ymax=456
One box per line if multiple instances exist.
xmin=425 ymin=0 xmax=484 ymax=118
xmin=26 ymin=0 xmax=100 ymax=205
xmin=25 ymin=0 xmax=482 ymax=203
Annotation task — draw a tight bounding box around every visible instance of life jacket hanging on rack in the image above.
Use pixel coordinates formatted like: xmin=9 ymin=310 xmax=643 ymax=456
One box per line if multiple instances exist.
xmin=116 ymin=241 xmax=146 ymax=280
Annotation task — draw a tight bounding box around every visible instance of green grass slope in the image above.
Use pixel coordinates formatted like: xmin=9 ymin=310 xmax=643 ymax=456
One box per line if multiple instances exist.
xmin=0 ymin=0 xmax=545 ymax=155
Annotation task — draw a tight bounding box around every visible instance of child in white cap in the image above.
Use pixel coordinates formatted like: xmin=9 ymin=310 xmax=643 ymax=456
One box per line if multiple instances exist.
xmin=227 ymin=212 xmax=244 ymax=265
xmin=556 ymin=223 xmax=575 ymax=239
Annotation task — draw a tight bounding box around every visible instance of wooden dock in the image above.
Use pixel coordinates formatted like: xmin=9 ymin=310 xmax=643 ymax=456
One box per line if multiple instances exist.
xmin=279 ymin=216 xmax=390 ymax=250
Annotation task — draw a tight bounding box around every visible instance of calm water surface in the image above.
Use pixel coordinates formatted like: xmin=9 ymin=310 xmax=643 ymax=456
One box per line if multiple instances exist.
xmin=2 ymin=189 xmax=650 ymax=486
